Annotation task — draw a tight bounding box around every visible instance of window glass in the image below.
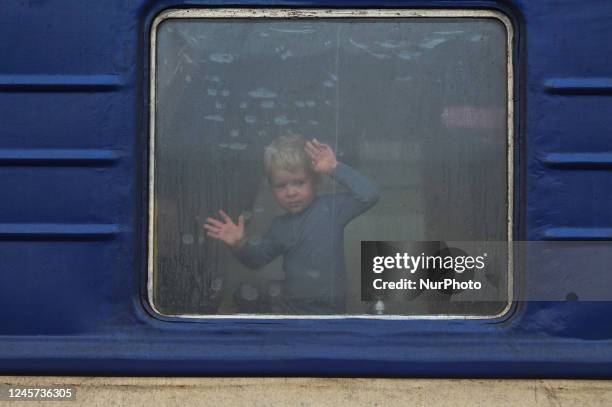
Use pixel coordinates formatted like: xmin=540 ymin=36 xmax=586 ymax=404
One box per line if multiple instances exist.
xmin=150 ymin=11 xmax=512 ymax=317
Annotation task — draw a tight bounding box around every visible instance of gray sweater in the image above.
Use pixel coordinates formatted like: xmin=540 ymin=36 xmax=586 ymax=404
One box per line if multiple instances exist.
xmin=235 ymin=162 xmax=380 ymax=313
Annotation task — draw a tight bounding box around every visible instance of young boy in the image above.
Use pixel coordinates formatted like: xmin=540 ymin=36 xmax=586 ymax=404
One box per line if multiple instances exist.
xmin=204 ymin=135 xmax=379 ymax=314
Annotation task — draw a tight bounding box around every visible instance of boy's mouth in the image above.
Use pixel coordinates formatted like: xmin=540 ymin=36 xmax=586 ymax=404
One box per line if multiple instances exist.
xmin=286 ymin=201 xmax=302 ymax=210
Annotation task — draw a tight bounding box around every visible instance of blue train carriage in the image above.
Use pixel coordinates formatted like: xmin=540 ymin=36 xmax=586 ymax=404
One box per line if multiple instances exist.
xmin=0 ymin=0 xmax=611 ymax=377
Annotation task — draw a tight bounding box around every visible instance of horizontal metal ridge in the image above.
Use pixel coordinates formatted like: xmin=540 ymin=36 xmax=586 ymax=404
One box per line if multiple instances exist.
xmin=542 ymin=152 xmax=612 ymax=169
xmin=0 ymin=74 xmax=123 ymax=92
xmin=0 ymin=223 xmax=119 ymax=240
xmin=544 ymin=77 xmax=612 ymax=95
xmin=0 ymin=149 xmax=119 ymax=166
xmin=541 ymin=227 xmax=612 ymax=241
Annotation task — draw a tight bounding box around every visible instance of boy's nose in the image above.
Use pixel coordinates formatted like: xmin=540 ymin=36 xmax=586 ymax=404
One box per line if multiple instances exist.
xmin=286 ymin=186 xmax=298 ymax=196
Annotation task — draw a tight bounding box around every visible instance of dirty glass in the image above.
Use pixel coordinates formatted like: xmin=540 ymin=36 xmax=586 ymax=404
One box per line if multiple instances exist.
xmin=150 ymin=13 xmax=511 ymax=317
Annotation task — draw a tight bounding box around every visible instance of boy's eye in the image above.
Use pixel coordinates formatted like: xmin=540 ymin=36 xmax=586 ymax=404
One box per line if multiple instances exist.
xmin=294 ymin=180 xmax=305 ymax=187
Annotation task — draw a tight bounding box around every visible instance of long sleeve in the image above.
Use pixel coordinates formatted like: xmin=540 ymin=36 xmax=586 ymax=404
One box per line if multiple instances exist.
xmin=232 ymin=219 xmax=285 ymax=269
xmin=329 ymin=162 xmax=380 ymax=224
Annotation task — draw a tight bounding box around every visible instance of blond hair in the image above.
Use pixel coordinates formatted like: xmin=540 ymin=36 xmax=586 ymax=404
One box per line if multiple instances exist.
xmin=263 ymin=134 xmax=318 ymax=181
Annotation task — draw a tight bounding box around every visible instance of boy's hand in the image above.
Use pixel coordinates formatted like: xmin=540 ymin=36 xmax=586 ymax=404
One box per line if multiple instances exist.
xmin=203 ymin=210 xmax=245 ymax=249
xmin=305 ymin=138 xmax=338 ymax=175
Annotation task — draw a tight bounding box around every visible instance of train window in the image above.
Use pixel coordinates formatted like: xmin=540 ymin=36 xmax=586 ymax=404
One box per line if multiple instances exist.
xmin=148 ymin=9 xmax=513 ymax=318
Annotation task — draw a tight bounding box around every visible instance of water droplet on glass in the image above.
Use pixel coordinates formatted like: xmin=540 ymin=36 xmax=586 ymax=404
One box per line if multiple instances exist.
xmin=269 ymin=27 xmax=315 ymax=34
xmin=397 ymin=51 xmax=421 ymax=60
xmin=207 ymin=88 xmax=218 ymax=96
xmin=305 ymin=101 xmax=315 ymax=107
xmin=229 ymin=142 xmax=247 ymax=150
xmin=240 ymin=283 xmax=258 ymax=301
xmin=374 ymin=300 xmax=385 ymax=315
xmin=182 ymin=234 xmax=194 ymax=244
xmin=244 ymin=115 xmax=257 ymax=124
xmin=419 ymin=38 xmax=446 ymax=49
xmin=249 ymin=236 xmax=263 ymax=245
xmin=268 ymin=283 xmax=281 ymax=297
xmin=209 ymin=53 xmax=235 ymax=63
xmin=248 ymin=87 xmax=277 ymax=98
xmin=349 ymin=38 xmax=368 ymax=51
xmin=261 ymin=100 xmax=275 ymax=109
xmin=371 ymin=52 xmax=390 ymax=59
xmin=274 ymin=116 xmax=290 ymax=126
xmin=434 ymin=30 xmax=464 ymax=35
xmin=230 ymin=129 xmax=240 ymax=138
xmin=211 ymin=278 xmax=223 ymax=291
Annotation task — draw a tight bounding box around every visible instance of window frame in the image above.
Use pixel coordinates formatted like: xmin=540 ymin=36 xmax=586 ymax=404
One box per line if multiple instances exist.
xmin=147 ymin=7 xmax=515 ymax=321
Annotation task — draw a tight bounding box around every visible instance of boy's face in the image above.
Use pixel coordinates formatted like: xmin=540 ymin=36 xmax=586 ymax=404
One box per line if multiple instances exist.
xmin=269 ymin=168 xmax=316 ymax=214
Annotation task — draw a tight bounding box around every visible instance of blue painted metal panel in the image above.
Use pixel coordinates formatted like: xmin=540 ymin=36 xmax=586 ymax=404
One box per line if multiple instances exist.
xmin=1 ymin=0 xmax=612 ymax=377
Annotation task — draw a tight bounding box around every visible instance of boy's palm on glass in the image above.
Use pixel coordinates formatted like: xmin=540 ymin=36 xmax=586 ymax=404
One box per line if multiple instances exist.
xmin=306 ymin=138 xmax=337 ymax=174
xmin=204 ymin=210 xmax=245 ymax=248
